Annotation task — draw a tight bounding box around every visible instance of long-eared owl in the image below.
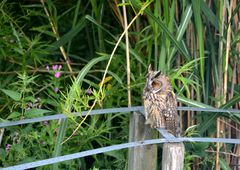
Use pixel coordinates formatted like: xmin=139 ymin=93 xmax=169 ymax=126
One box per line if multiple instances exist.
xmin=143 ymin=64 xmax=180 ymax=136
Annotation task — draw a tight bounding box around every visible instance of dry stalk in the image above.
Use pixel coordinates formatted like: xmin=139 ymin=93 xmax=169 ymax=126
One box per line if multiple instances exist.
xmin=122 ymin=0 xmax=131 ymax=107
xmin=216 ymin=0 xmax=234 ymax=169
xmin=207 ymin=149 xmax=240 ymax=157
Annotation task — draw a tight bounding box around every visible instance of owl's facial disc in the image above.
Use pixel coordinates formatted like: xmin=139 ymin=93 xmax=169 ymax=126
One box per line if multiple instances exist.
xmin=152 ymin=80 xmax=162 ymax=93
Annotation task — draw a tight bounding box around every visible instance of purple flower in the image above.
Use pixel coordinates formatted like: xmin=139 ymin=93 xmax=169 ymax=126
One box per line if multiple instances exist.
xmin=58 ymin=65 xmax=62 ymax=70
xmin=43 ymin=120 xmax=49 ymax=126
xmin=54 ymin=72 xmax=61 ymax=78
xmin=54 ymin=87 xmax=59 ymax=93
xmin=5 ymin=144 xmax=11 ymax=151
xmin=86 ymin=89 xmax=92 ymax=95
xmin=52 ymin=65 xmax=58 ymax=71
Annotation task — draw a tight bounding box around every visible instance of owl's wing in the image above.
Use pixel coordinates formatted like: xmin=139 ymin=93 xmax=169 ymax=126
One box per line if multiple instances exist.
xmin=143 ymin=99 xmax=150 ymax=119
xmin=163 ymin=91 xmax=179 ymax=136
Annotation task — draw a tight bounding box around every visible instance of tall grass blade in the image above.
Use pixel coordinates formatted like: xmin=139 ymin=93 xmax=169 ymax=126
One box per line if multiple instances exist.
xmin=130 ymin=0 xmax=191 ymax=60
xmin=191 ymin=0 xmax=205 ymax=82
xmin=177 ymin=96 xmax=213 ymax=108
xmin=46 ymin=17 xmax=86 ymax=53
xmin=67 ymin=0 xmax=82 ymax=53
xmin=86 ymin=15 xmax=146 ymax=67
xmin=169 ymin=5 xmax=192 ymax=67
xmin=200 ymin=1 xmax=219 ymax=30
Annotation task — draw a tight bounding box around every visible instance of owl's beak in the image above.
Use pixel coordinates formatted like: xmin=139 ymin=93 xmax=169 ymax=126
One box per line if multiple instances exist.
xmin=146 ymin=84 xmax=151 ymax=91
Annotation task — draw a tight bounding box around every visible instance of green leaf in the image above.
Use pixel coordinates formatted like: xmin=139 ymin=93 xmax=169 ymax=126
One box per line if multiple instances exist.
xmin=198 ymin=113 xmax=218 ymax=134
xmin=192 ymin=0 xmax=205 ymax=81
xmin=86 ymin=15 xmax=146 ymax=67
xmin=130 ymin=0 xmax=191 ymax=60
xmin=220 ymin=95 xmax=240 ymax=109
xmin=177 ymin=96 xmax=217 ymax=135
xmin=219 ymin=158 xmax=231 ymax=170
xmin=177 ymin=96 xmax=213 ymax=108
xmin=169 ymin=4 xmax=193 ymax=65
xmin=105 ymin=150 xmax=124 ymax=160
xmin=0 ymin=148 xmax=6 ymax=161
xmin=75 ymin=56 xmax=109 ymax=84
xmin=90 ymin=69 xmax=123 ymax=84
xmin=0 ymin=89 xmax=21 ymax=101
xmin=53 ymin=56 xmax=109 ymax=164
xmin=200 ymin=1 xmax=219 ymax=30
xmin=25 ymin=108 xmax=51 ymax=118
xmin=7 ymin=112 xmax=21 ymax=119
xmin=191 ymin=142 xmax=209 ymax=157
xmin=198 ymin=95 xmax=240 ymax=134
xmin=46 ymin=17 xmax=86 ymax=53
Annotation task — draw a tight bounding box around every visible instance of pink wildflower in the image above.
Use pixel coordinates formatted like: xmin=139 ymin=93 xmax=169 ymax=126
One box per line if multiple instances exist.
xmin=58 ymin=65 xmax=62 ymax=70
xmin=54 ymin=87 xmax=59 ymax=93
xmin=54 ymin=72 xmax=61 ymax=78
xmin=52 ymin=65 xmax=58 ymax=71
xmin=5 ymin=144 xmax=11 ymax=151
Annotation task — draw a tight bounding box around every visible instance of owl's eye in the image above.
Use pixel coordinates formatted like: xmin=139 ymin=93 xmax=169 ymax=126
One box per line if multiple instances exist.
xmin=152 ymin=80 xmax=162 ymax=90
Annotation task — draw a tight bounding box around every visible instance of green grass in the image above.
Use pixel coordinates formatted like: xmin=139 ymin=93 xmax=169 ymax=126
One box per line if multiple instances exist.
xmin=0 ymin=0 xmax=239 ymax=169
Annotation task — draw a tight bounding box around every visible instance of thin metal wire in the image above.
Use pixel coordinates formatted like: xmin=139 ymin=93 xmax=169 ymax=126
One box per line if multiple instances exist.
xmin=0 ymin=106 xmax=143 ymax=128
xmin=1 ymin=106 xmax=240 ymax=169
xmin=0 ymin=106 xmax=239 ymax=128
xmin=2 ymin=137 xmax=240 ymax=170
xmin=157 ymin=128 xmax=182 ymax=142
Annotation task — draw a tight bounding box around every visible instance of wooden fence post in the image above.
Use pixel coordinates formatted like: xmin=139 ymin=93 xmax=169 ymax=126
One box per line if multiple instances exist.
xmin=162 ymin=142 xmax=185 ymax=170
xmin=128 ymin=111 xmax=157 ymax=170
xmin=128 ymin=111 xmax=185 ymax=170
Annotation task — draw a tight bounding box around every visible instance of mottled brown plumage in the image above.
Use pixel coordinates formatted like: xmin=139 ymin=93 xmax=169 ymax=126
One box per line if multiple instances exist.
xmin=143 ymin=65 xmax=180 ymax=136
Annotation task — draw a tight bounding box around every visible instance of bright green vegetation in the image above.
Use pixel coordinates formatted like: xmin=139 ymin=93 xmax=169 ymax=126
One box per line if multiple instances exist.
xmin=0 ymin=0 xmax=239 ymax=169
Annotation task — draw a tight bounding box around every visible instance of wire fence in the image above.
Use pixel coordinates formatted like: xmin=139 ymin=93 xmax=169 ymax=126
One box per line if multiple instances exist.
xmin=1 ymin=106 xmax=240 ymax=170
xmin=0 ymin=106 xmax=239 ymax=128
xmin=2 ymin=137 xmax=240 ymax=170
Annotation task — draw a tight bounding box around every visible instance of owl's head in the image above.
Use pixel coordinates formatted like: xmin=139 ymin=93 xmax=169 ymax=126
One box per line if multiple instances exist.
xmin=145 ymin=64 xmax=172 ymax=93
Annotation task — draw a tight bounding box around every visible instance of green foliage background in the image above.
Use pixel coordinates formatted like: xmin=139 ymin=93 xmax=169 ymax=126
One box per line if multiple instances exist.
xmin=0 ymin=0 xmax=239 ymax=169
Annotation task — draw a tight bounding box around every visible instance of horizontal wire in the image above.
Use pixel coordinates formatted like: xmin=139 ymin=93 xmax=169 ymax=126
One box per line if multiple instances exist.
xmin=2 ymin=137 xmax=240 ymax=170
xmin=0 ymin=106 xmax=239 ymax=128
xmin=157 ymin=128 xmax=182 ymax=142
xmin=0 ymin=106 xmax=143 ymax=128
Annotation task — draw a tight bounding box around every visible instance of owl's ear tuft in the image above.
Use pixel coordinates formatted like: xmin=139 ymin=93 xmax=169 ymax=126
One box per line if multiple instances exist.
xmin=148 ymin=64 xmax=152 ymax=72
xmin=154 ymin=71 xmax=161 ymax=78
